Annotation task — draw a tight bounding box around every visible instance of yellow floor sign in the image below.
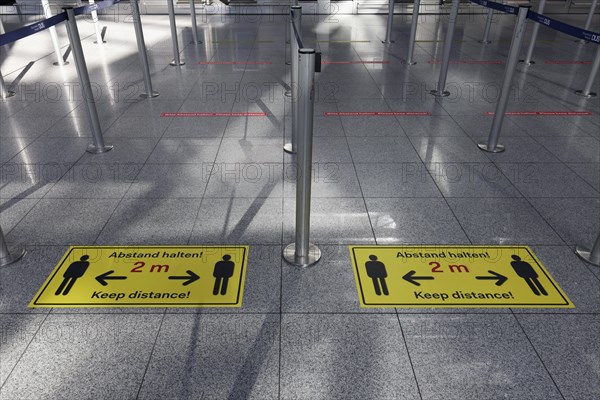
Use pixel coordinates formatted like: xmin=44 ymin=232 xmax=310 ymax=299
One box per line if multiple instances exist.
xmin=30 ymin=246 xmax=248 ymax=308
xmin=349 ymin=246 xmax=573 ymax=308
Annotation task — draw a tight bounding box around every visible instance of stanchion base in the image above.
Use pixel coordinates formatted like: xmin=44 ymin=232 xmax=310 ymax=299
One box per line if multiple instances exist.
xmin=283 ymin=143 xmax=296 ymax=154
xmin=190 ymin=40 xmax=203 ymax=44
xmin=283 ymin=243 xmax=321 ymax=268
xmin=575 ymin=245 xmax=600 ymax=267
xmin=518 ymin=59 xmax=535 ymax=66
xmin=575 ymin=90 xmax=597 ymax=98
xmin=285 ymin=61 xmax=291 ymax=65
xmin=87 ymin=144 xmax=114 ymax=154
xmin=381 ymin=40 xmax=395 ymax=44
xmin=478 ymin=40 xmax=492 ymax=44
xmin=0 ymin=246 xmax=26 ymax=267
xmin=53 ymin=61 xmax=69 ymax=66
xmin=284 ymin=90 xmax=291 ymax=97
xmin=169 ymin=61 xmax=186 ymax=66
xmin=430 ymin=90 xmax=450 ymax=98
xmin=140 ymin=91 xmax=160 ymax=98
xmin=401 ymin=60 xmax=417 ymax=66
xmin=478 ymin=143 xmax=505 ymax=153
xmin=94 ymin=40 xmax=107 ymax=44
xmin=1 ymin=90 xmax=16 ymax=99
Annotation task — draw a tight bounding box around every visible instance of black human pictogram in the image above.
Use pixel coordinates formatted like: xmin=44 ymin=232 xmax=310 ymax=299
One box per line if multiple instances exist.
xmin=213 ymin=255 xmax=235 ymax=295
xmin=510 ymin=255 xmax=548 ymax=296
xmin=365 ymin=255 xmax=389 ymax=296
xmin=55 ymin=255 xmax=90 ymax=296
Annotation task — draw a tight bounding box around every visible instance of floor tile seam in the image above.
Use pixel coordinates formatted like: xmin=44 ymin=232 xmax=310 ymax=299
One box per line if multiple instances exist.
xmin=184 ymin=71 xmax=241 ymax=246
xmin=332 ymin=99 xmax=379 ymax=245
xmin=3 ymin=149 xmax=91 ymax=237
xmin=90 ymin=100 xmax=183 ymax=244
xmin=134 ymin=311 xmax=167 ymax=400
xmin=491 ymin=154 xmax=593 ymax=248
xmin=0 ymin=310 xmax=51 ymax=390
xmin=509 ymin=310 xmax=568 ymax=400
xmin=381 ymin=96 xmax=475 ymax=246
xmin=527 ymin=136 xmax=600 ymax=195
xmin=394 ymin=312 xmax=424 ymax=400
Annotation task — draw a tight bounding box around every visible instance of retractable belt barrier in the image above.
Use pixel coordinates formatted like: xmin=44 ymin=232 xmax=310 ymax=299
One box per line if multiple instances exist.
xmin=0 ymin=0 xmax=121 ymax=47
xmin=470 ymin=0 xmax=600 ymax=44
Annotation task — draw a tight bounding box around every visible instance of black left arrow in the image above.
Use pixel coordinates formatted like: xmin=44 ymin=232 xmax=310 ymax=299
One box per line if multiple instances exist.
xmin=475 ymin=270 xmax=508 ymax=286
xmin=168 ymin=270 xmax=200 ymax=286
xmin=96 ymin=270 xmax=127 ymax=286
xmin=403 ymin=270 xmax=435 ymax=286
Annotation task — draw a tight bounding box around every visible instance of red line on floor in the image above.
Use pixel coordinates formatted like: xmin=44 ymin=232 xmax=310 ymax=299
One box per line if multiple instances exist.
xmin=197 ymin=61 xmax=272 ymax=65
xmin=428 ymin=60 xmax=503 ymax=64
xmin=544 ymin=60 xmax=592 ymax=65
xmin=485 ymin=111 xmax=592 ymax=116
xmin=324 ymin=112 xmax=431 ymax=116
xmin=161 ymin=112 xmax=268 ymax=117
xmin=321 ymin=61 xmax=390 ymax=64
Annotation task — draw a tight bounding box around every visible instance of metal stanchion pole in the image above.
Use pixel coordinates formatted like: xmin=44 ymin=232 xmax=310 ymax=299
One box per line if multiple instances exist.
xmin=0 ymin=227 xmax=25 ymax=267
xmin=89 ymin=0 xmax=106 ymax=44
xmin=41 ymin=0 xmax=68 ymax=66
xmin=285 ymin=3 xmax=291 ymax=66
xmin=430 ymin=0 xmax=460 ymax=97
xmin=285 ymin=6 xmax=301 ymax=154
xmin=0 ymin=70 xmax=15 ymax=99
xmin=478 ymin=6 xmax=530 ymax=153
xmin=576 ymin=231 xmax=600 ymax=267
xmin=283 ymin=48 xmax=321 ymax=268
xmin=480 ymin=9 xmax=494 ymax=44
xmin=190 ymin=0 xmax=202 ymax=44
xmin=64 ymin=7 xmax=113 ymax=154
xmin=577 ymin=0 xmax=598 ymax=43
xmin=520 ymin=0 xmax=546 ymax=65
xmin=575 ymin=46 xmax=600 ymax=98
xmin=382 ymin=0 xmax=395 ymax=44
xmin=131 ymin=0 xmax=159 ymax=98
xmin=167 ymin=0 xmax=185 ymax=66
xmin=403 ymin=0 xmax=420 ymax=65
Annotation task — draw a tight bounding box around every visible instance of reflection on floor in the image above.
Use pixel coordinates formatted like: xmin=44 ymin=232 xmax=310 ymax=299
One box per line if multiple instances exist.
xmin=1 ymin=9 xmax=599 ymax=400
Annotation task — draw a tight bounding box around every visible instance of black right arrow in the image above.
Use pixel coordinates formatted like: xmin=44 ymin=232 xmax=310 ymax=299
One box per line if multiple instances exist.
xmin=96 ymin=270 xmax=127 ymax=286
xmin=475 ymin=270 xmax=508 ymax=286
xmin=403 ymin=270 xmax=435 ymax=286
xmin=168 ymin=270 xmax=200 ymax=286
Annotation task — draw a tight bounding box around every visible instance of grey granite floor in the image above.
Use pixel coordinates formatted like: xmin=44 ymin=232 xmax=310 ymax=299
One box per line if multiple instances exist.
xmin=0 ymin=6 xmax=599 ymax=400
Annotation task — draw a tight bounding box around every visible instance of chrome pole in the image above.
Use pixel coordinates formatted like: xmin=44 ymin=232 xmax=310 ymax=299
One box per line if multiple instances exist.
xmin=382 ymin=0 xmax=395 ymax=44
xmin=480 ymin=8 xmax=493 ymax=44
xmin=190 ymin=0 xmax=201 ymax=44
xmin=430 ymin=0 xmax=460 ymax=97
xmin=285 ymin=6 xmax=301 ymax=154
xmin=404 ymin=0 xmax=420 ymax=65
xmin=167 ymin=0 xmax=185 ymax=66
xmin=520 ymin=0 xmax=546 ymax=65
xmin=478 ymin=6 xmax=530 ymax=153
xmin=64 ymin=7 xmax=113 ymax=153
xmin=0 ymin=225 xmax=25 ymax=268
xmin=131 ymin=0 xmax=159 ymax=98
xmin=575 ymin=46 xmax=600 ymax=98
xmin=576 ymin=231 xmax=600 ymax=267
xmin=41 ymin=0 xmax=68 ymax=66
xmin=577 ymin=0 xmax=598 ymax=43
xmin=283 ymin=48 xmax=321 ymax=268
xmin=89 ymin=0 xmax=106 ymax=44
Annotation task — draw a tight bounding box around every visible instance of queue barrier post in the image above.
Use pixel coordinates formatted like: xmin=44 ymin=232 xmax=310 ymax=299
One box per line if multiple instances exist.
xmin=64 ymin=7 xmax=113 ymax=154
xmin=480 ymin=8 xmax=494 ymax=44
xmin=131 ymin=0 xmax=159 ymax=98
xmin=478 ymin=6 xmax=530 ymax=153
xmin=520 ymin=0 xmax=546 ymax=65
xmin=430 ymin=0 xmax=460 ymax=97
xmin=285 ymin=3 xmax=291 ymax=66
xmin=283 ymin=48 xmax=321 ymax=268
xmin=577 ymin=0 xmax=598 ymax=44
xmin=0 ymin=70 xmax=15 ymax=99
xmin=0 ymin=227 xmax=25 ymax=267
xmin=403 ymin=0 xmax=420 ymax=65
xmin=167 ymin=0 xmax=185 ymax=66
xmin=576 ymin=231 xmax=600 ymax=267
xmin=382 ymin=0 xmax=395 ymax=44
xmin=575 ymin=45 xmax=600 ymax=98
xmin=190 ymin=0 xmax=201 ymax=44
xmin=89 ymin=0 xmax=106 ymax=44
xmin=41 ymin=0 xmax=68 ymax=66
xmin=285 ymin=6 xmax=301 ymax=154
